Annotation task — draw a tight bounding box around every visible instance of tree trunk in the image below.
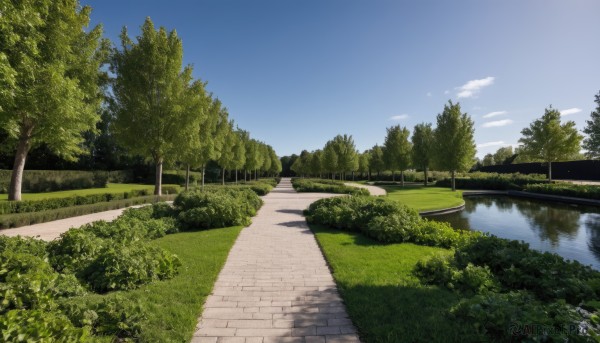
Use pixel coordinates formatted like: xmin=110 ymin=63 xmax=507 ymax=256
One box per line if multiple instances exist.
xmin=424 ymin=167 xmax=428 ymax=186
xmin=400 ymin=170 xmax=404 ymax=187
xmin=154 ymin=159 xmax=163 ymax=196
xmin=255 ymin=169 xmax=258 ymax=181
xmin=201 ymin=165 xmax=206 ymax=191
xmin=235 ymin=169 xmax=238 ymax=184
xmin=548 ymin=162 xmax=552 ymax=182
xmin=352 ymin=171 xmax=355 ymax=181
xmin=222 ymin=168 xmax=226 ymax=185
xmin=451 ymin=170 xmax=456 ymax=191
xmin=392 ymin=171 xmax=395 ymax=182
xmin=8 ymin=131 xmax=33 ymax=201
xmin=185 ymin=164 xmax=190 ymax=191
xmin=244 ymin=169 xmax=247 ymax=182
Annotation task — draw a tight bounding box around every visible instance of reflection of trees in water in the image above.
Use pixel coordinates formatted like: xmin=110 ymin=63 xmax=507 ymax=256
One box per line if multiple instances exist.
xmin=586 ymin=214 xmax=600 ymax=261
xmin=428 ymin=212 xmax=472 ymax=231
xmin=465 ymin=196 xmax=514 ymax=213
xmin=514 ymin=199 xmax=580 ymax=246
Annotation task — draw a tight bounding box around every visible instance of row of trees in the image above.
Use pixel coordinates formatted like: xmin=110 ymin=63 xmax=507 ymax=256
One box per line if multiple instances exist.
xmin=289 ymin=93 xmax=600 ymax=189
xmin=291 ymin=101 xmax=476 ymax=190
xmin=0 ymin=2 xmax=280 ymax=200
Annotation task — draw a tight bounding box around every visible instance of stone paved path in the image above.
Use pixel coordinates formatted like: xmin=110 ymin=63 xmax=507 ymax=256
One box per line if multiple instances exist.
xmin=192 ymin=178 xmax=361 ymax=343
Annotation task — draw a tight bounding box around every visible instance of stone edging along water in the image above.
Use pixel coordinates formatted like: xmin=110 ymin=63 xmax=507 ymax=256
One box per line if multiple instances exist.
xmin=420 ymin=189 xmax=600 ymax=217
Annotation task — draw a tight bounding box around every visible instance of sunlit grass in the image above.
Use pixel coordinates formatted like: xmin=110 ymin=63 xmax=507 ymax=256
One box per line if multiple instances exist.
xmin=382 ymin=185 xmax=464 ymax=212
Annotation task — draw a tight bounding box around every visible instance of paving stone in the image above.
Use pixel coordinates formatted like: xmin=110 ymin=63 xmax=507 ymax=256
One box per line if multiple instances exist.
xmin=192 ymin=179 xmax=360 ymax=342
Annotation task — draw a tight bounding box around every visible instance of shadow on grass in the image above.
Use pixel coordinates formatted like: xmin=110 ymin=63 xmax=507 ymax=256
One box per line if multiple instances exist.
xmin=276 ymin=208 xmax=305 ymax=215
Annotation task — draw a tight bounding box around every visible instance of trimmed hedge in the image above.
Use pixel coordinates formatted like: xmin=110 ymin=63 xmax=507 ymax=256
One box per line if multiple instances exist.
xmin=0 ymin=194 xmax=176 ymax=229
xmin=292 ymin=178 xmax=369 ymax=196
xmin=524 ymin=183 xmax=600 ymax=200
xmin=0 ymin=170 xmax=133 ymax=193
xmin=435 ymin=173 xmax=548 ymax=190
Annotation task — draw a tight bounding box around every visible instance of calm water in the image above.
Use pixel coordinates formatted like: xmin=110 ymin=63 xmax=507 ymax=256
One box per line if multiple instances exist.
xmin=430 ymin=196 xmax=600 ymax=270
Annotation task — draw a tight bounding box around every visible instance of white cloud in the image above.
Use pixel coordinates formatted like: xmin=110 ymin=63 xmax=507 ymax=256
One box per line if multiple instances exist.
xmin=389 ymin=114 xmax=409 ymax=120
xmin=477 ymin=141 xmax=505 ymax=148
xmin=457 ymin=76 xmax=495 ymax=98
xmin=482 ymin=119 xmax=513 ymax=128
xmin=560 ymin=108 xmax=582 ymax=116
xmin=426 ymin=92 xmax=432 ymax=97
xmin=483 ymin=111 xmax=507 ymax=118
xmin=444 ymin=90 xmax=450 ymax=95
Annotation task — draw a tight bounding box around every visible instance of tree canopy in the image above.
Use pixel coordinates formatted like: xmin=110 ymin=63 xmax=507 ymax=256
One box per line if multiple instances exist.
xmin=583 ymin=91 xmax=600 ymax=159
xmin=383 ymin=125 xmax=412 ymax=184
xmin=411 ymin=123 xmax=434 ymax=185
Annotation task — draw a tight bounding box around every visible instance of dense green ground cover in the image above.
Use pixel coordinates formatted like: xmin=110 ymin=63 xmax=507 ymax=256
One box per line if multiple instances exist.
xmin=525 ymin=182 xmax=600 ymax=200
xmin=292 ymin=178 xmax=369 ymax=195
xmin=382 ymin=185 xmax=464 ymax=212
xmin=0 ymin=183 xmax=179 ymax=201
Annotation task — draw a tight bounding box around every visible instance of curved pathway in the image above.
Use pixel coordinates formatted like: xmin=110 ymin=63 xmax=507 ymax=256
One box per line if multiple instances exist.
xmin=192 ymin=178 xmax=361 ymax=343
xmin=344 ymin=182 xmax=386 ymax=196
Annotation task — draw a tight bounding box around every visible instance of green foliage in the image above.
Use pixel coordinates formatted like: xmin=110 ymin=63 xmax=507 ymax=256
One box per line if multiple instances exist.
xmin=0 ymin=309 xmax=89 ymax=342
xmin=525 ymin=183 xmax=600 ymax=200
xmin=174 ymin=188 xmax=262 ymax=229
xmin=0 ymin=235 xmax=47 ymax=258
xmin=369 ymin=144 xmax=386 ymax=175
xmin=0 ymin=194 xmax=176 ymax=229
xmin=435 ymin=172 xmax=548 ymax=190
xmin=365 ymin=209 xmax=422 ymax=242
xmin=518 ymin=107 xmax=583 ymax=180
xmin=583 ymin=91 xmax=600 ymax=159
xmin=292 ymin=178 xmax=369 ymax=196
xmin=48 ymin=228 xmax=107 ymax=274
xmin=383 ymin=125 xmax=412 ymax=178
xmin=82 ymin=241 xmax=181 ymax=293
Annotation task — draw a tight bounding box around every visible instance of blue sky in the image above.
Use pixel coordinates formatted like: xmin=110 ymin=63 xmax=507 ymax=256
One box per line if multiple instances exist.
xmin=83 ymin=0 xmax=600 ymax=158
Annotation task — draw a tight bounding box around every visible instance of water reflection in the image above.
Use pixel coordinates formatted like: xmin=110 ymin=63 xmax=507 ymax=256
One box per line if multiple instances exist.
xmin=430 ymin=196 xmax=600 ymax=269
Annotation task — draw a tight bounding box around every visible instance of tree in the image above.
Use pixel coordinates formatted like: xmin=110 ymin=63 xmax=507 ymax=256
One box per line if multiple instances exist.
xmin=358 ymin=151 xmax=370 ymax=180
xmin=310 ymin=150 xmax=323 ymax=178
xmin=329 ymin=134 xmax=358 ymax=180
xmin=432 ymin=101 xmax=476 ymax=191
xmin=112 ymin=18 xmax=201 ymax=195
xmin=482 ymin=154 xmax=495 ymax=166
xmin=411 ymin=123 xmax=434 ymax=185
xmin=322 ymin=143 xmax=338 ymax=180
xmin=0 ymin=0 xmax=108 ymax=200
xmin=383 ymin=126 xmax=412 ymax=185
xmin=244 ymin=139 xmax=261 ymax=181
xmin=216 ymin=120 xmax=235 ymax=185
xmin=518 ymin=106 xmax=583 ymax=181
xmin=493 ymin=146 xmax=514 ymax=165
xmin=583 ymin=91 xmax=600 ymax=159
xmin=268 ymin=147 xmax=281 ymax=176
xmin=231 ymin=129 xmax=247 ymax=183
xmin=369 ymin=145 xmax=385 ymax=180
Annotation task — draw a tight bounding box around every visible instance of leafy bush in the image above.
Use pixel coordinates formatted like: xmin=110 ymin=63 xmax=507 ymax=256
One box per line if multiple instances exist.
xmin=48 ymin=228 xmax=107 ymax=274
xmin=0 ymin=309 xmax=89 ymax=342
xmin=365 ymin=209 xmax=421 ymax=242
xmin=292 ymin=178 xmax=369 ymax=195
xmin=306 ymin=196 xmax=400 ymax=231
xmin=0 ymin=235 xmax=47 ymax=258
xmin=0 ymin=194 xmax=176 ymax=229
xmin=81 ymin=241 xmax=181 ymax=293
xmin=449 ymin=292 xmax=584 ymax=342
xmin=435 ymin=172 xmax=548 ymax=190
xmin=525 ymin=183 xmax=600 ymax=200
xmin=174 ymin=188 xmax=262 ymax=230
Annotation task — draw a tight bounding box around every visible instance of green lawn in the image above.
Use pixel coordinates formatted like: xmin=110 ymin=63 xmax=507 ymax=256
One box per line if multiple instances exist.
xmin=70 ymin=226 xmax=242 ymax=342
xmin=312 ymin=225 xmax=476 ymax=343
xmin=382 ymin=185 xmax=464 ymax=212
xmin=0 ymin=183 xmax=180 ymax=201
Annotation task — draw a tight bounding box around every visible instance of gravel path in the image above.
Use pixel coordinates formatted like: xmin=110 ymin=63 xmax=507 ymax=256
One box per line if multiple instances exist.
xmin=192 ymin=178 xmax=361 ymax=343
xmin=0 ymin=205 xmax=147 ymax=241
xmin=344 ymin=182 xmax=386 ymax=196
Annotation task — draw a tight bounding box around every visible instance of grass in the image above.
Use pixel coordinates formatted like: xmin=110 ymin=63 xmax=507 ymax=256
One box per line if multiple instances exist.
xmin=382 ymin=185 xmax=464 ymax=212
xmin=0 ymin=183 xmax=180 ymax=201
xmin=71 ymin=226 xmax=243 ymax=342
xmin=311 ymin=225 xmax=476 ymax=343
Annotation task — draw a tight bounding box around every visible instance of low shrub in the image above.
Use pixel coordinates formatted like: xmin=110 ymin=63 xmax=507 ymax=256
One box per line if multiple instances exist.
xmin=524 ymin=183 xmax=600 ymax=200
xmin=435 ymin=173 xmax=548 ymax=190
xmin=81 ymin=241 xmax=181 ymax=293
xmin=0 ymin=194 xmax=176 ymax=229
xmin=0 ymin=235 xmax=47 ymax=258
xmin=0 ymin=309 xmax=89 ymax=342
xmin=292 ymin=178 xmax=369 ymax=195
xmin=48 ymin=228 xmax=107 ymax=274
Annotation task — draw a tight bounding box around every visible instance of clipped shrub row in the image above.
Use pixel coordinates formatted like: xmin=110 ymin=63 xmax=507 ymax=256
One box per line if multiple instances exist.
xmin=305 ymin=195 xmax=469 ymax=248
xmin=0 ymin=187 xmax=178 ymax=215
xmin=435 ymin=172 xmax=548 ymax=190
xmin=0 ymin=170 xmax=133 ymax=194
xmin=0 ymin=194 xmax=177 ymax=229
xmin=525 ymin=183 xmax=600 ymax=200
xmin=292 ymin=178 xmax=369 ymax=196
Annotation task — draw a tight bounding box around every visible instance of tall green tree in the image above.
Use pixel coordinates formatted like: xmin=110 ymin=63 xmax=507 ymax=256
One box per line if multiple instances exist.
xmin=369 ymin=145 xmax=385 ymax=180
xmin=231 ymin=129 xmax=247 ymax=183
xmin=432 ymin=101 xmax=476 ymax=191
xmin=112 ymin=18 xmax=200 ymax=195
xmin=411 ymin=123 xmax=434 ymax=185
xmin=216 ymin=120 xmax=235 ymax=185
xmin=329 ymin=134 xmax=358 ymax=181
xmin=518 ymin=106 xmax=583 ymax=181
xmin=310 ymin=150 xmax=324 ymax=178
xmin=493 ymin=146 xmax=514 ymax=165
xmin=322 ymin=143 xmax=338 ymax=180
xmin=244 ymin=139 xmax=262 ymax=181
xmin=0 ymin=0 xmax=108 ymax=200
xmin=482 ymin=154 xmax=495 ymax=166
xmin=358 ymin=151 xmax=371 ymax=180
xmin=267 ymin=146 xmax=281 ymax=176
xmin=583 ymin=91 xmax=600 ymax=159
xmin=383 ymin=126 xmax=412 ymax=185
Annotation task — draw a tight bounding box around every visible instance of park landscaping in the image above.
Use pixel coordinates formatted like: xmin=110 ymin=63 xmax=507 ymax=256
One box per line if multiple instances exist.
xmin=382 ymin=185 xmax=464 ymax=212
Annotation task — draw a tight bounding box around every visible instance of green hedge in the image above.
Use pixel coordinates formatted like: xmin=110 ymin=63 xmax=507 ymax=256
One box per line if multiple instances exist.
xmin=0 ymin=195 xmax=176 ymax=229
xmin=292 ymin=178 xmax=369 ymax=195
xmin=524 ymin=183 xmax=600 ymax=200
xmin=435 ymin=173 xmax=548 ymax=190
xmin=0 ymin=170 xmax=133 ymax=193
